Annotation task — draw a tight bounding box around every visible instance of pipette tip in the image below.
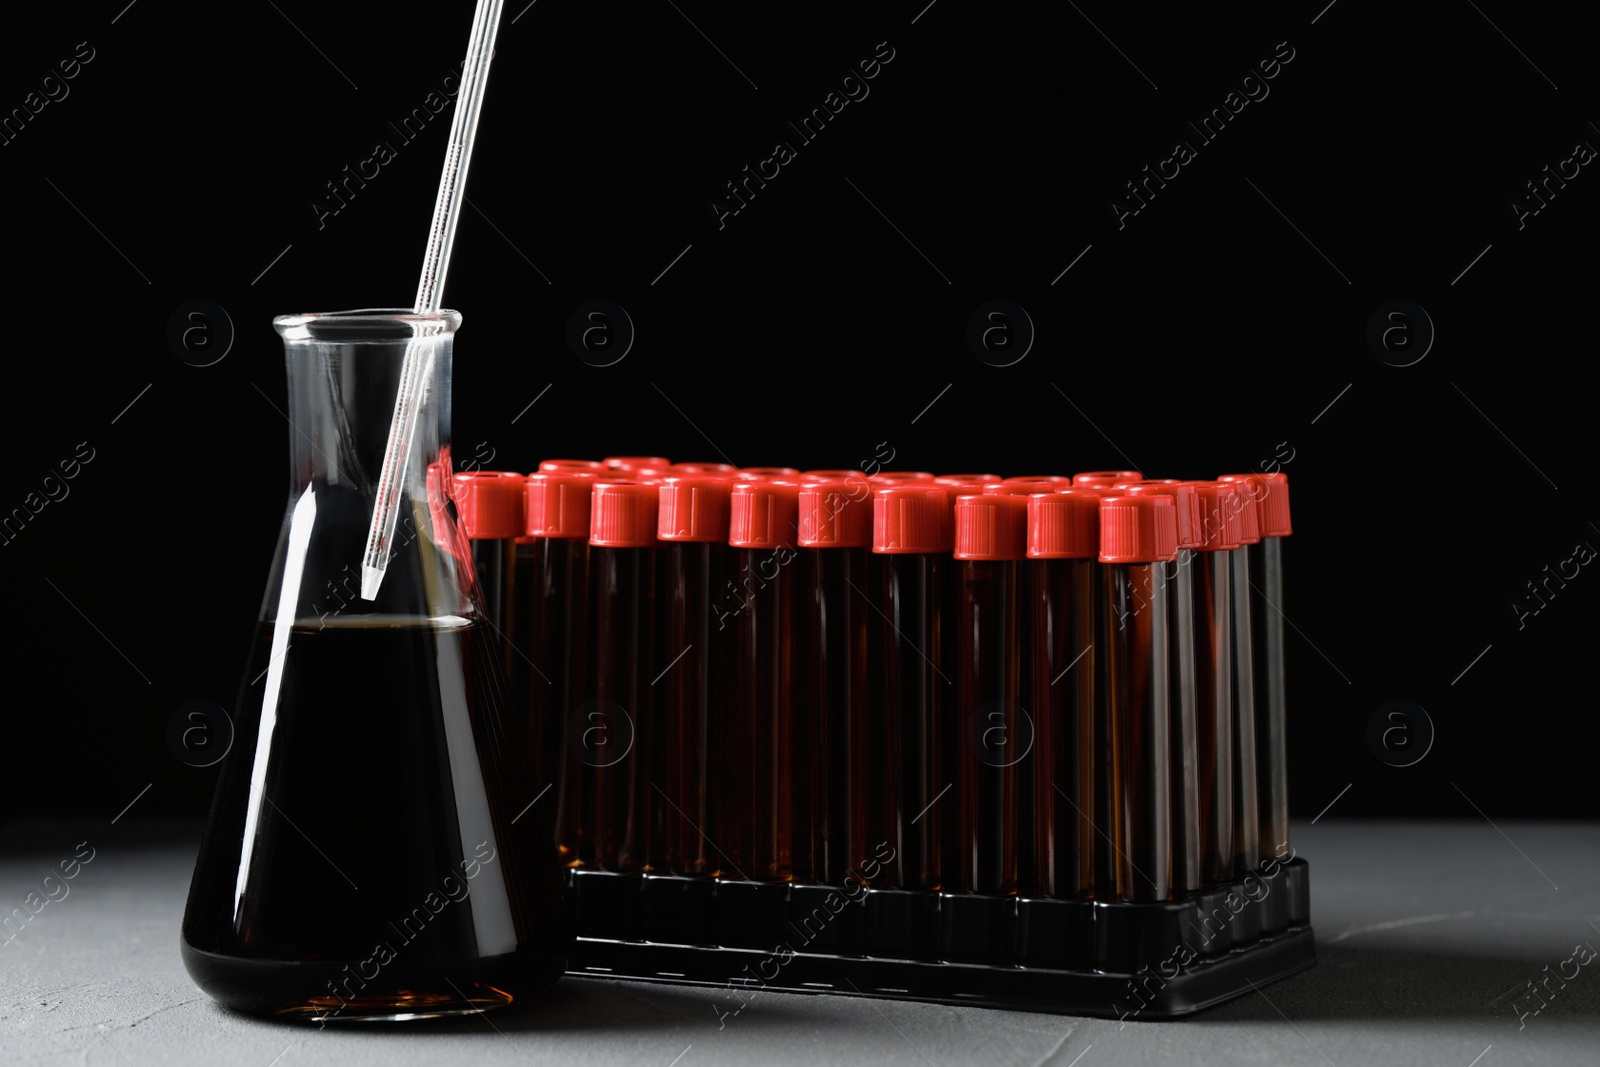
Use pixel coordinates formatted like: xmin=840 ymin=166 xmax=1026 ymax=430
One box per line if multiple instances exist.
xmin=360 ymin=565 xmax=384 ymax=602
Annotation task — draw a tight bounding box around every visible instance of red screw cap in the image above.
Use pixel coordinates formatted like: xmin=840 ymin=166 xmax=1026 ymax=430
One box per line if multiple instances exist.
xmin=799 ymin=478 xmax=874 ymax=548
xmin=868 ymin=471 xmax=936 ymax=483
xmin=1074 ymin=470 xmax=1144 ymax=488
xmin=671 ymin=462 xmax=739 ymax=475
xmin=1115 ymin=481 xmax=1200 ymax=549
xmin=1099 ymin=493 xmax=1178 ymax=563
xmin=736 ymin=466 xmax=801 ymax=480
xmin=1003 ymin=475 xmax=1073 ymax=487
xmin=1027 ymin=490 xmax=1102 ymax=559
xmin=657 ymin=475 xmax=733 ymax=542
xmin=729 ymin=479 xmax=800 ymax=549
xmin=933 ymin=474 xmax=1001 ymax=504
xmin=1214 ymin=476 xmax=1261 ymax=544
xmin=954 ymin=494 xmax=1029 ymax=560
xmin=539 ymin=459 xmax=604 ymax=472
xmin=589 ymin=480 xmax=660 ymax=547
xmin=1219 ymin=473 xmax=1292 ymax=537
xmin=872 ymin=486 xmax=952 ymax=554
xmin=526 ymin=471 xmax=599 ymax=539
xmin=604 ymin=455 xmax=671 ymax=472
xmin=452 ymin=471 xmax=527 ymax=540
xmin=802 ymin=468 xmax=867 ymax=482
xmin=1187 ymin=482 xmax=1242 ymax=552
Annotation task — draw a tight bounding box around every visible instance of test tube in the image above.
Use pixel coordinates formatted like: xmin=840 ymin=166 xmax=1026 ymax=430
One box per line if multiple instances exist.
xmin=655 ymin=473 xmax=734 ymax=876
xmin=587 ymin=480 xmax=660 ymax=872
xmin=1223 ymin=483 xmax=1261 ymax=875
xmin=1074 ymin=470 xmax=1144 ymax=489
xmin=1186 ymin=481 xmax=1241 ymax=886
xmin=1025 ymin=491 xmax=1100 ymax=898
xmin=452 ymin=471 xmax=526 ymax=638
xmin=727 ymin=478 xmax=802 ymax=880
xmin=871 ymin=485 xmax=953 ymax=889
xmin=527 ymin=470 xmax=598 ymax=866
xmin=1113 ymin=482 xmax=1203 ymax=895
xmin=1098 ymin=492 xmax=1177 ymax=902
xmin=1219 ymin=472 xmax=1293 ymax=862
xmin=952 ymin=493 xmax=1029 ymax=895
xmin=795 ymin=476 xmax=875 ymax=884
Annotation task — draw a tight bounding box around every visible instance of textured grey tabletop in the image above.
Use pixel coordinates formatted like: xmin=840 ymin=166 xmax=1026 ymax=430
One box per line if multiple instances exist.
xmin=3 ymin=819 xmax=1596 ymax=1066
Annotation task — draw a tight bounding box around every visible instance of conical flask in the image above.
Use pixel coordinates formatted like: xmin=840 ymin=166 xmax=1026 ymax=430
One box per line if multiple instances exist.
xmin=181 ymin=309 xmax=571 ymax=1021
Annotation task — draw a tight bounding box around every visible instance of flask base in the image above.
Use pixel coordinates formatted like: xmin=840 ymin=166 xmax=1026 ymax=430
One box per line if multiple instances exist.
xmin=180 ymin=942 xmax=565 ymax=1022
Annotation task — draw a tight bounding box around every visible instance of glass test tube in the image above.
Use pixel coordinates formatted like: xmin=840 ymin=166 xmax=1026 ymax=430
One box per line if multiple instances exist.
xmin=655 ymin=474 xmax=734 ymax=876
xmin=587 ymin=480 xmax=659 ymax=872
xmin=1225 ymin=483 xmax=1261 ymax=875
xmin=452 ymin=471 xmax=526 ymax=636
xmin=952 ymin=493 xmax=1029 ymax=895
xmin=727 ymin=478 xmax=802 ymax=880
xmin=1099 ymin=493 xmax=1178 ymax=902
xmin=1025 ymin=491 xmax=1100 ymax=898
xmin=1187 ymin=482 xmax=1241 ymax=886
xmin=796 ymin=476 xmax=875 ymax=884
xmin=526 ymin=471 xmax=597 ymax=867
xmin=1220 ymin=473 xmax=1293 ymax=862
xmin=871 ymin=485 xmax=953 ymax=889
xmin=1116 ymin=482 xmax=1203 ymax=895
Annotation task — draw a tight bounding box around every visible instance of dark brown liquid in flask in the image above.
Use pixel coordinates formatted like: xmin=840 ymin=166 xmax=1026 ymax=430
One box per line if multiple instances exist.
xmin=953 ymin=494 xmax=1029 ymax=895
xmin=524 ymin=471 xmax=596 ymax=867
xmin=870 ymin=486 xmax=952 ymax=890
xmin=585 ymin=481 xmax=660 ymax=872
xmin=181 ymin=311 xmax=570 ymax=1022
xmin=727 ymin=479 xmax=801 ymax=880
xmin=1025 ymin=491 xmax=1099 ymax=898
xmin=795 ymin=479 xmax=874 ymax=885
xmin=1099 ymin=494 xmax=1178 ymax=903
xmin=657 ymin=475 xmax=734 ymax=876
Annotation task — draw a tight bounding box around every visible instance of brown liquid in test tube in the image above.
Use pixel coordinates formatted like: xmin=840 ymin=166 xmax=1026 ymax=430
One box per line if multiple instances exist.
xmin=871 ymin=485 xmax=953 ymax=889
xmin=1219 ymin=473 xmax=1293 ymax=864
xmin=1025 ymin=490 xmax=1100 ymax=898
xmin=1186 ymin=482 xmax=1242 ymax=887
xmin=1223 ymin=483 xmax=1262 ymax=875
xmin=655 ymin=474 xmax=734 ymax=876
xmin=451 ymin=471 xmax=527 ymax=705
xmin=1114 ymin=482 xmax=1204 ymax=896
xmin=795 ymin=475 xmax=875 ymax=884
xmin=952 ymin=493 xmax=1030 ymax=895
xmin=726 ymin=478 xmax=802 ymax=880
xmin=586 ymin=481 xmax=659 ymax=872
xmin=525 ymin=471 xmax=598 ymax=866
xmin=1098 ymin=492 xmax=1178 ymax=902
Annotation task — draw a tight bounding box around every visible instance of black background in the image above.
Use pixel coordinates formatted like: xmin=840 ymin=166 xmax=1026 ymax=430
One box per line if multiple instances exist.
xmin=1 ymin=0 xmax=1594 ymax=826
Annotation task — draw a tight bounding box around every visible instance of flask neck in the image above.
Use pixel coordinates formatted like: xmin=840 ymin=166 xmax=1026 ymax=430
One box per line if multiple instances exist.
xmin=267 ymin=312 xmax=472 ymax=625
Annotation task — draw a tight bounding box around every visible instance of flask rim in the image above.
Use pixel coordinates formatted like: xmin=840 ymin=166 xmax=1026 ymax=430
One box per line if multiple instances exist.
xmin=273 ymin=307 xmax=461 ymax=342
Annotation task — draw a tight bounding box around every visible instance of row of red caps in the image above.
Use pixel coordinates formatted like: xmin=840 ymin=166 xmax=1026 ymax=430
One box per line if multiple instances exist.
xmin=451 ymin=459 xmax=1292 ymax=563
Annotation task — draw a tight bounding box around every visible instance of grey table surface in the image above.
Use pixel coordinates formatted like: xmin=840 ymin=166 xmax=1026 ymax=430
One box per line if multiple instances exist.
xmin=2 ymin=818 xmax=1596 ymax=1066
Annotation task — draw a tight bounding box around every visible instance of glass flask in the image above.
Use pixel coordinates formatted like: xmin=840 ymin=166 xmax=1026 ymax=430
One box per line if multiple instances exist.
xmin=181 ymin=309 xmax=572 ymax=1022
